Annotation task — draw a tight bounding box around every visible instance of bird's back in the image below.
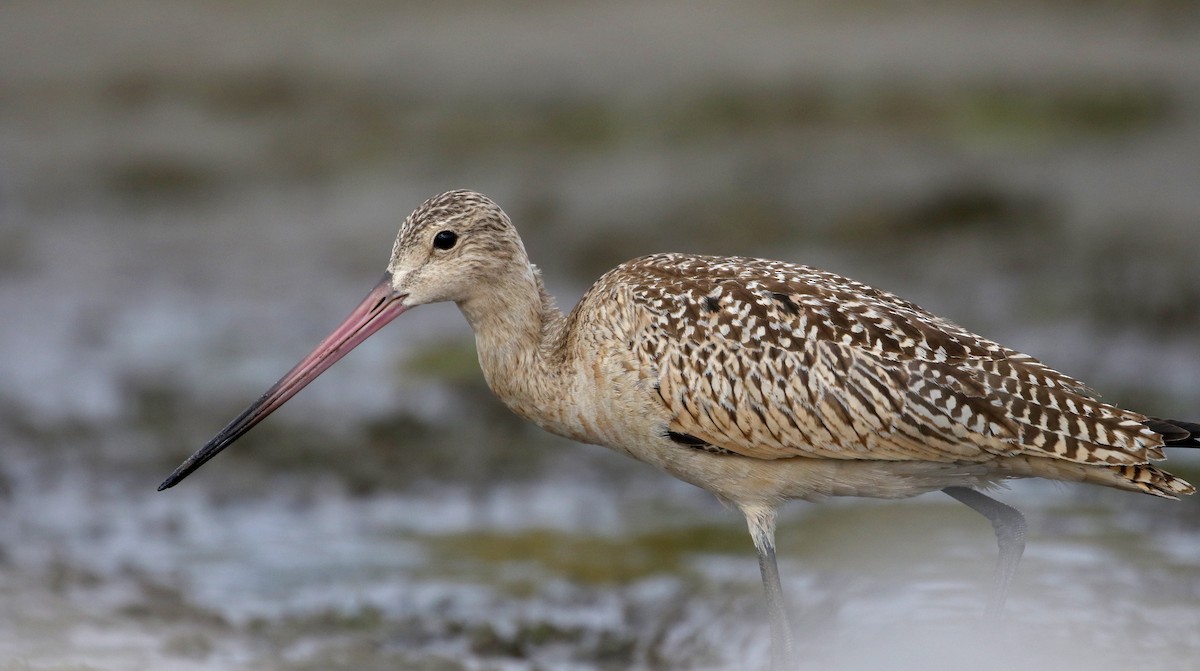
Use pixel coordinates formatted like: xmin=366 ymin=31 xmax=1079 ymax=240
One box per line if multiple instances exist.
xmin=572 ymin=253 xmax=1195 ymax=499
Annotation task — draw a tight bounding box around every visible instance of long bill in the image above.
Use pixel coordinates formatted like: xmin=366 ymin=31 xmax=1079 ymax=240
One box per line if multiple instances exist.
xmin=158 ymin=273 xmax=409 ymax=491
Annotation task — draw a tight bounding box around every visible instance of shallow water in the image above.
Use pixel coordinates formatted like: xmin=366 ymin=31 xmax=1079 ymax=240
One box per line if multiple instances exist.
xmin=2 ymin=2 xmax=1200 ymax=670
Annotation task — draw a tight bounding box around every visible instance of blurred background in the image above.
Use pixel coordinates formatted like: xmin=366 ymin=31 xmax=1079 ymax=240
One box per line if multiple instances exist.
xmin=2 ymin=1 xmax=1200 ymax=669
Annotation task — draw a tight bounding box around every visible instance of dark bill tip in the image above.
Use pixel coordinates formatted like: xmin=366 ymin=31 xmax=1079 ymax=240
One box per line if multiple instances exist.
xmin=158 ymin=273 xmax=406 ymax=491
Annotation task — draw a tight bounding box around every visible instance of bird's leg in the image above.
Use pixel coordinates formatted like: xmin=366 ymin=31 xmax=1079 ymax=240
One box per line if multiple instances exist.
xmin=943 ymin=487 xmax=1027 ymax=617
xmin=741 ymin=504 xmax=795 ymax=671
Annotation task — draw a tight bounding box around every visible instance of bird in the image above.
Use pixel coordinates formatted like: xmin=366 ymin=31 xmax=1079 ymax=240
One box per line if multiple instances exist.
xmin=159 ymin=189 xmax=1199 ymax=670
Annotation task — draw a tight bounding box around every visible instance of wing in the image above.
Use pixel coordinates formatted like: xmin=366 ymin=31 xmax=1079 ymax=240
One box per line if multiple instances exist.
xmin=615 ymin=254 xmax=1164 ymax=466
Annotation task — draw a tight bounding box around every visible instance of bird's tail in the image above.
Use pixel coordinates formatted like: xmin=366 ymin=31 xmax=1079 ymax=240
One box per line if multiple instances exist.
xmin=1145 ymin=418 xmax=1200 ymax=448
xmin=996 ymin=417 xmax=1200 ymax=500
xmin=1105 ymin=463 xmax=1195 ymax=499
xmin=1105 ymin=418 xmax=1200 ymax=499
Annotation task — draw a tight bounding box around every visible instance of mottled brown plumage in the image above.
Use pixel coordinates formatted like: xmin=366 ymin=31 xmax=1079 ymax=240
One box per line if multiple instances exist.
xmin=161 ymin=189 xmax=1198 ymax=671
xmin=595 ymin=253 xmax=1192 ymax=499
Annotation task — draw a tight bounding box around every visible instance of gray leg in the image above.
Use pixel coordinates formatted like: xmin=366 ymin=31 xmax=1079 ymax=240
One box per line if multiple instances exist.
xmin=742 ymin=504 xmax=794 ymax=671
xmin=943 ymin=487 xmax=1027 ymax=616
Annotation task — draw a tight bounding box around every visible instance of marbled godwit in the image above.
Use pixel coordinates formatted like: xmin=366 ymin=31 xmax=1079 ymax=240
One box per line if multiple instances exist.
xmin=160 ymin=190 xmax=1199 ymax=669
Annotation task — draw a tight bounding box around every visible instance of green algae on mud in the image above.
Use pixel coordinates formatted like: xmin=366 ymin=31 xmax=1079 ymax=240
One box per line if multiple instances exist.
xmin=401 ymin=338 xmax=482 ymax=387
xmin=425 ymin=524 xmax=758 ymax=587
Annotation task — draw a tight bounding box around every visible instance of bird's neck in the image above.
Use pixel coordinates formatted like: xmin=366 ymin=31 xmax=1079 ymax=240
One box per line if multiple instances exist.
xmin=458 ymin=264 xmax=572 ymax=429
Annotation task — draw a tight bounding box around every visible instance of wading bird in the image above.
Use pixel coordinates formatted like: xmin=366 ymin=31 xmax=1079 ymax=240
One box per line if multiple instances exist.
xmin=160 ymin=190 xmax=1198 ymax=670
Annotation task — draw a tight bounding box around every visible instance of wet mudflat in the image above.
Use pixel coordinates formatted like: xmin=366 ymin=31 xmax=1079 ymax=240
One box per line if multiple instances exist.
xmin=2 ymin=2 xmax=1200 ymax=669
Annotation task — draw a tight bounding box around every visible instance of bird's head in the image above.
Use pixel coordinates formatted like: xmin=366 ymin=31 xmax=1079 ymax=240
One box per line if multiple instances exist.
xmin=157 ymin=189 xmax=521 ymax=490
xmin=386 ymin=189 xmax=531 ymax=309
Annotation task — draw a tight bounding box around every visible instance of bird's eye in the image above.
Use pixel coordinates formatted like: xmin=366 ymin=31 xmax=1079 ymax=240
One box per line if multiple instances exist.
xmin=433 ymin=230 xmax=458 ymax=250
